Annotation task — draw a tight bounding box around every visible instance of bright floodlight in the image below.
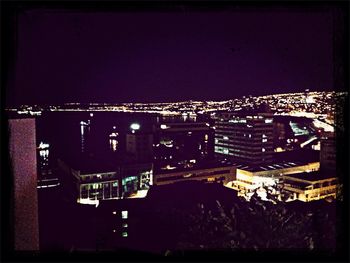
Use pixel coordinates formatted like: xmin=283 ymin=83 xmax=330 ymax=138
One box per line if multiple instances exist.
xmin=130 ymin=123 xmax=140 ymax=130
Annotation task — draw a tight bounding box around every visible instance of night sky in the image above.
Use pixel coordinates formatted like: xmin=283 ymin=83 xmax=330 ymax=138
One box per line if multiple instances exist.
xmin=7 ymin=7 xmax=334 ymax=106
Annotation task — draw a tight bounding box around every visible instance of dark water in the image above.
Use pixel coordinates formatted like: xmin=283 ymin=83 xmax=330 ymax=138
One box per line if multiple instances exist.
xmin=36 ymin=111 xmax=159 ymax=158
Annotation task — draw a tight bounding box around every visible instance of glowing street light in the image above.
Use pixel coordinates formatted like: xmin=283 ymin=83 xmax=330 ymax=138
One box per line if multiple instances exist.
xmin=130 ymin=123 xmax=140 ymax=131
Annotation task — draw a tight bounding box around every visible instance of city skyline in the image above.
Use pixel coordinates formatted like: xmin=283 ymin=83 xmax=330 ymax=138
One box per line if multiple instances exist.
xmin=2 ymin=2 xmax=347 ymax=259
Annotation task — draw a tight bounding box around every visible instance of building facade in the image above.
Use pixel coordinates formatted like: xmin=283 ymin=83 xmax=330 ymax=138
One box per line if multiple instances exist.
xmin=282 ymin=172 xmax=338 ymax=202
xmin=126 ymin=132 xmax=154 ymax=162
xmin=58 ymin=159 xmax=153 ymax=205
xmin=153 ymin=121 xmax=214 ymax=167
xmin=320 ymin=132 xmax=336 ymax=171
xmin=214 ymin=112 xmax=274 ymax=165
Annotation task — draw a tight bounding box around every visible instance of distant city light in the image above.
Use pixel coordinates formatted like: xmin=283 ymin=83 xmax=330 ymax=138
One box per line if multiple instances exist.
xmin=306 ymin=96 xmax=315 ymax=104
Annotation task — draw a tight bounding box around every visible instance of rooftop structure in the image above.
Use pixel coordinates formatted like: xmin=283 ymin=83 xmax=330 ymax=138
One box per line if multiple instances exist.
xmin=153 ymin=160 xmax=236 ymax=186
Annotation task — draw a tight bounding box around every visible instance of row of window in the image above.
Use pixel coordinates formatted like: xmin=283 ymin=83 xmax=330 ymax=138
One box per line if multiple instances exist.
xmin=306 ymin=188 xmax=336 ymax=199
xmin=81 ymin=173 xmax=117 ymax=181
xmin=215 ymin=140 xmax=273 ymax=148
xmin=215 ymin=146 xmax=273 ymax=156
xmin=81 ymin=187 xmax=119 ymax=199
xmin=80 ymin=181 xmax=119 ymax=191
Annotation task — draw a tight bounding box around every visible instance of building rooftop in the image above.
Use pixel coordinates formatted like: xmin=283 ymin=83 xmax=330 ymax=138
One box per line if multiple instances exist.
xmin=234 ymin=160 xmax=309 ymax=172
xmin=154 ymin=159 xmax=235 ymax=175
xmin=283 ymin=171 xmax=337 ymax=182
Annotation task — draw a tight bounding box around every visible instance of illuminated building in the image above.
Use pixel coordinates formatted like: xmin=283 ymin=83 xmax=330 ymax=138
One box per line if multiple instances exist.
xmin=8 ymin=118 xmax=40 ymax=250
xmin=229 ymin=161 xmax=320 ymax=200
xmin=154 ymin=162 xmax=235 ymax=186
xmin=214 ymin=112 xmax=274 ymax=165
xmin=57 ymin=159 xmax=153 ymax=205
xmin=282 ymin=171 xmax=338 ymax=202
xmin=153 ymin=120 xmax=213 ymax=167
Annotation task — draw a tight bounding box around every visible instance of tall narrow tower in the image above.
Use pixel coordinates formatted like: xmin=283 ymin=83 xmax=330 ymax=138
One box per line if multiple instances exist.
xmin=8 ymin=118 xmax=39 ymax=250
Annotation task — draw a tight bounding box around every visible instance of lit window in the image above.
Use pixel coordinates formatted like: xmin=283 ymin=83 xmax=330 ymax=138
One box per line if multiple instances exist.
xmin=123 ymin=223 xmax=128 ymax=228
xmin=122 ymin=232 xmax=128 ymax=238
xmin=113 ymin=211 xmax=117 ymax=215
xmin=262 ymin=139 xmax=268 ymax=142
xmin=223 ymin=136 xmax=229 ymax=140
xmin=262 ymin=148 xmax=266 ymax=152
xmin=121 ymin=210 xmax=128 ymax=219
xmin=249 ymin=134 xmax=252 ymax=138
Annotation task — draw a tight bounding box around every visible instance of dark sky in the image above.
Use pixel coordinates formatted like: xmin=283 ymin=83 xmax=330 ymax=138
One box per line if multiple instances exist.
xmin=8 ymin=7 xmax=334 ymax=105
